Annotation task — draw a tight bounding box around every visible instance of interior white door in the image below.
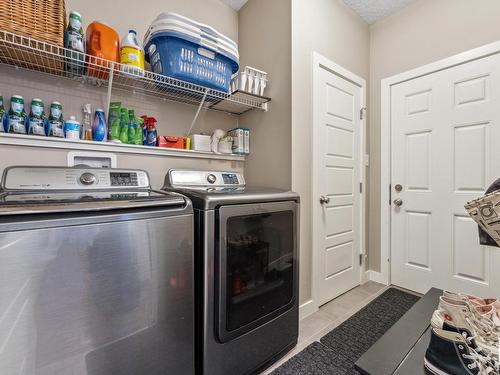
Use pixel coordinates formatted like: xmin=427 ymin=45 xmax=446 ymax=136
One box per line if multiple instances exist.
xmin=391 ymin=53 xmax=500 ymax=297
xmin=314 ymin=64 xmax=362 ymax=306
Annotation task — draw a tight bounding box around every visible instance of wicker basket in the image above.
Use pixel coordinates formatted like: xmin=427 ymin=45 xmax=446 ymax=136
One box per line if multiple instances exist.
xmin=0 ymin=0 xmax=66 ymax=73
xmin=0 ymin=0 xmax=66 ymax=46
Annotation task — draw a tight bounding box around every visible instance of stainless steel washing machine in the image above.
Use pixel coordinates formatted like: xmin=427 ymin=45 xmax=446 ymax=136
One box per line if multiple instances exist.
xmin=0 ymin=166 xmax=194 ymax=375
xmin=163 ymin=169 xmax=299 ymax=375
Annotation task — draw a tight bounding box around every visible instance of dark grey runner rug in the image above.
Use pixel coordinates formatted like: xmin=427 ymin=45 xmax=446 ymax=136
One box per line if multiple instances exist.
xmin=271 ymin=288 xmax=420 ymax=375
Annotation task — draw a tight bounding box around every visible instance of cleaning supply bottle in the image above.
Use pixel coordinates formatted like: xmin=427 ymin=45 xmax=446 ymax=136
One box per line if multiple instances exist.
xmin=134 ymin=117 xmax=144 ymax=145
xmin=120 ymin=30 xmax=145 ymax=76
xmin=82 ymin=104 xmax=92 ymax=141
xmin=0 ymin=96 xmax=5 ymax=132
xmin=27 ymin=98 xmax=46 ymax=136
xmin=64 ymin=116 xmax=81 ymax=140
xmin=119 ymin=107 xmax=129 ymax=144
xmin=141 ymin=115 xmax=148 ymax=145
xmin=47 ymin=101 xmax=64 ymax=137
xmin=8 ymin=95 xmax=27 ymax=134
xmin=108 ymin=102 xmax=121 ymax=141
xmin=93 ymin=109 xmax=107 ymax=142
xmin=146 ymin=117 xmax=158 ymax=147
xmin=127 ymin=109 xmax=136 ymax=144
xmin=64 ymin=11 xmax=85 ymax=74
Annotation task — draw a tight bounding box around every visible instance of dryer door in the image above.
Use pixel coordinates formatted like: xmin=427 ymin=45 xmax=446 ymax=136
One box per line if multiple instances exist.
xmin=216 ymin=201 xmax=298 ymax=343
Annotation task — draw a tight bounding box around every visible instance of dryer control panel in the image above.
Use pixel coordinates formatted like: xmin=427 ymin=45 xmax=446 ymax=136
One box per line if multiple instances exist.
xmin=167 ymin=170 xmax=245 ymax=188
xmin=2 ymin=167 xmax=150 ymax=191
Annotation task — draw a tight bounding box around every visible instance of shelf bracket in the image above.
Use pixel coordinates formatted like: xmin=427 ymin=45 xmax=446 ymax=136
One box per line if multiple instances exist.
xmin=186 ymin=88 xmax=209 ymax=136
xmin=106 ymin=62 xmax=115 ymax=117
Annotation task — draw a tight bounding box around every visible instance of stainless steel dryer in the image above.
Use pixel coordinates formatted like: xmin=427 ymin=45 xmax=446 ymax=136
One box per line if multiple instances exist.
xmin=0 ymin=166 xmax=194 ymax=375
xmin=163 ymin=169 xmax=300 ymax=375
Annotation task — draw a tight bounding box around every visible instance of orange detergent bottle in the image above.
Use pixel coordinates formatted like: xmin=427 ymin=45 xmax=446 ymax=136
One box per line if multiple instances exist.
xmin=86 ymin=21 xmax=120 ymax=79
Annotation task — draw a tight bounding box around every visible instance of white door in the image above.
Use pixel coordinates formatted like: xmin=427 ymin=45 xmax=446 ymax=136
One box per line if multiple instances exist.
xmin=391 ymin=53 xmax=500 ymax=297
xmin=314 ymin=61 xmax=363 ymax=306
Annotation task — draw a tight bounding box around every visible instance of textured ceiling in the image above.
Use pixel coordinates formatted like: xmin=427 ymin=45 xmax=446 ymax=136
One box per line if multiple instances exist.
xmin=221 ymin=0 xmax=248 ymax=11
xmin=343 ymin=0 xmax=417 ymax=24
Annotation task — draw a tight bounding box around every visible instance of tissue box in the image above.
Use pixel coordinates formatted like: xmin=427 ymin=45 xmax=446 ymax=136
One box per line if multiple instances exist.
xmin=158 ymin=136 xmax=185 ymax=149
xmin=191 ymin=134 xmax=211 ymax=152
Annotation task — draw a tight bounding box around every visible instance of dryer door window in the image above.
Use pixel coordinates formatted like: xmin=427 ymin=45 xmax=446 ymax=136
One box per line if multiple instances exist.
xmin=217 ymin=201 xmax=297 ymax=343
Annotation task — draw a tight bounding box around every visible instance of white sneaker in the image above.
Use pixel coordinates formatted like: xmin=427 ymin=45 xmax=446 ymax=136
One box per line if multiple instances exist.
xmin=443 ymin=291 xmax=498 ymax=308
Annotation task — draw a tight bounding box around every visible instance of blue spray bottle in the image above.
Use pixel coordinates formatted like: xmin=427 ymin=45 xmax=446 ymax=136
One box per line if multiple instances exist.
xmin=146 ymin=117 xmax=157 ymax=146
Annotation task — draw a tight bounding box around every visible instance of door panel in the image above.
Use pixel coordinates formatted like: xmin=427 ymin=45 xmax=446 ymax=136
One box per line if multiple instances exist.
xmin=391 ymin=53 xmax=500 ymax=297
xmin=315 ymin=66 xmax=362 ymax=306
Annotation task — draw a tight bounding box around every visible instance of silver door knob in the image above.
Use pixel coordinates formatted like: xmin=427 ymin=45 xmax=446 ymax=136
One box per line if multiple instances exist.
xmin=393 ymin=198 xmax=403 ymax=207
xmin=319 ymin=195 xmax=330 ymax=204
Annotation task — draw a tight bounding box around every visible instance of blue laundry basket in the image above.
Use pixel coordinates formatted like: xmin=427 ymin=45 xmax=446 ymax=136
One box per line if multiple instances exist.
xmin=145 ymin=31 xmax=239 ymax=92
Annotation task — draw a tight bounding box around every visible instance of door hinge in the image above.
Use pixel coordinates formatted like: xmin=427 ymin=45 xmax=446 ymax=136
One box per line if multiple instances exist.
xmin=359 ymin=254 xmax=365 ymax=266
xmin=359 ymin=182 xmax=363 ymax=194
xmin=360 ymin=107 xmax=367 ymax=120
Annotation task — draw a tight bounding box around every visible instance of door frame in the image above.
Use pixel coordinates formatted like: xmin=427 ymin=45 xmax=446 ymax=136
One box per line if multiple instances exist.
xmin=380 ymin=40 xmax=500 ymax=286
xmin=311 ymin=52 xmax=366 ymax=311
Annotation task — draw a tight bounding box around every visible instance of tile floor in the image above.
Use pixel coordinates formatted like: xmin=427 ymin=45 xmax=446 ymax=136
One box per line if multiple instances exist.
xmin=260 ymin=281 xmax=388 ymax=374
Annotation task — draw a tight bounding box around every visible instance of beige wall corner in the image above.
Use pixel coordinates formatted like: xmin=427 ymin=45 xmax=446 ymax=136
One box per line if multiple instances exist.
xmin=238 ymin=0 xmax=292 ymax=190
xmin=292 ymin=0 xmax=370 ymax=304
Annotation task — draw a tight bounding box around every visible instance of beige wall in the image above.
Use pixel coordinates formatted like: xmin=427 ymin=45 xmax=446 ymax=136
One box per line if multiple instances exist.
xmin=238 ymin=0 xmax=292 ymax=190
xmin=292 ymin=0 xmax=370 ymax=304
xmin=369 ymin=0 xmax=500 ymax=271
xmin=0 ymin=0 xmax=242 ymax=185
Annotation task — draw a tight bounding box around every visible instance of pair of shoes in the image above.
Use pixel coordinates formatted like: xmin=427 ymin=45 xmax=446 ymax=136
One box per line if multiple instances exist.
xmin=431 ymin=294 xmax=500 ymax=358
xmin=425 ymin=328 xmax=499 ymax=375
xmin=425 ymin=291 xmax=500 ymax=374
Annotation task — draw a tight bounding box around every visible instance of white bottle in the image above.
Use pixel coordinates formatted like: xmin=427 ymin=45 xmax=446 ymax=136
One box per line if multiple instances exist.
xmin=120 ymin=30 xmax=145 ymax=77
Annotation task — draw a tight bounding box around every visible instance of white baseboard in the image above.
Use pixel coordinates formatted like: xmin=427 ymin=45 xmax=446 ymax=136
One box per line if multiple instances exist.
xmin=299 ymin=299 xmax=318 ymax=320
xmin=366 ymin=270 xmax=389 ymax=285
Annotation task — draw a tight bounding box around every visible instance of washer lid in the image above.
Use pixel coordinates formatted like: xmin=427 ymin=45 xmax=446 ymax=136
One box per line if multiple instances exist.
xmin=0 ymin=190 xmax=186 ymax=215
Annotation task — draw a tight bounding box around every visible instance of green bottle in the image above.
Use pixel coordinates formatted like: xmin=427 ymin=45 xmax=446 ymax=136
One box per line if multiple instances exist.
xmin=127 ymin=110 xmax=136 ymax=144
xmin=108 ymin=102 xmax=121 ymax=140
xmin=134 ymin=117 xmax=144 ymax=145
xmin=119 ymin=107 xmax=129 ymax=144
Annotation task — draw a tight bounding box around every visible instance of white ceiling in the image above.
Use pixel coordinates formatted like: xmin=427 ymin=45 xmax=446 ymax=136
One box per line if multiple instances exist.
xmin=221 ymin=0 xmax=248 ymax=11
xmin=221 ymin=0 xmax=416 ymax=22
xmin=343 ymin=0 xmax=417 ymax=24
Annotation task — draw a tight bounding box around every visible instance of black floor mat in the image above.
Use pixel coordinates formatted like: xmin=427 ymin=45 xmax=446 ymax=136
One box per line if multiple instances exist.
xmin=270 ymin=288 xmax=420 ymax=374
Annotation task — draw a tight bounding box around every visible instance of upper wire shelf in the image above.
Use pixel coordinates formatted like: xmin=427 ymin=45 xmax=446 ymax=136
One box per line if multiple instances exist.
xmin=0 ymin=30 xmax=270 ymax=115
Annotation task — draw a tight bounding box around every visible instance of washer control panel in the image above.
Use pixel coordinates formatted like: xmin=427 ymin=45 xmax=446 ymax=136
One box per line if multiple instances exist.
xmin=2 ymin=167 xmax=150 ymax=191
xmin=167 ymin=170 xmax=245 ymax=188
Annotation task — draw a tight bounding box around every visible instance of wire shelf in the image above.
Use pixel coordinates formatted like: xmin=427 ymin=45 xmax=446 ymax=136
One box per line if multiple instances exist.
xmin=0 ymin=30 xmax=270 ymax=115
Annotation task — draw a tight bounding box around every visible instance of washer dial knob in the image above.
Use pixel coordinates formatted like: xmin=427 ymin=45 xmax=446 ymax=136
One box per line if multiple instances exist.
xmin=80 ymin=172 xmax=97 ymax=185
xmin=207 ymin=174 xmax=217 ymax=184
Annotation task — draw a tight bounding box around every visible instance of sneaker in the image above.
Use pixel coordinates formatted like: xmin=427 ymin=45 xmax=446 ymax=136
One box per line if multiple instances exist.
xmin=441 ymin=320 xmax=499 ymax=370
xmin=424 ymin=328 xmax=499 ymax=375
xmin=443 ymin=291 xmax=498 ymax=308
xmin=431 ymin=296 xmax=499 ymax=356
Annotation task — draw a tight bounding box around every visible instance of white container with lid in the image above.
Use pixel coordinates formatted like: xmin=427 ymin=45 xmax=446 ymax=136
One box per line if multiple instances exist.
xmin=64 ymin=116 xmax=81 ymax=140
xmin=191 ymin=134 xmax=211 ymax=152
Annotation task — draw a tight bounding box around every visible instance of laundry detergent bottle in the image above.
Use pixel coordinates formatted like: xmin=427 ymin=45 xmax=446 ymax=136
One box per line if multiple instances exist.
xmin=120 ymin=30 xmax=145 ymax=76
